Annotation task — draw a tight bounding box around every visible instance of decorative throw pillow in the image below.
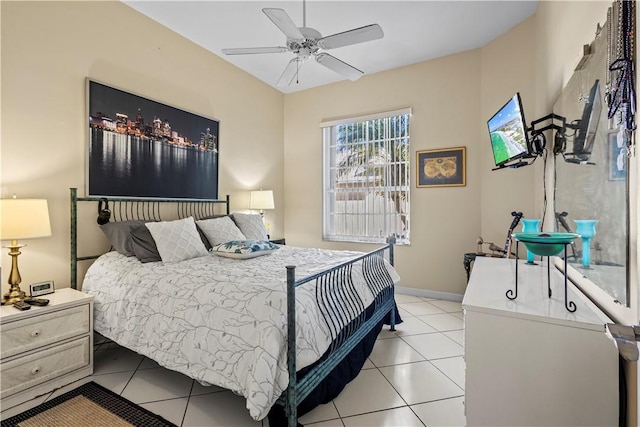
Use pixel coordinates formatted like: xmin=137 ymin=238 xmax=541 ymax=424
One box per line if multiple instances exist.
xmin=145 ymin=217 xmax=209 ymax=264
xmin=99 ymin=220 xmax=145 ymax=257
xmin=231 ymin=213 xmax=268 ymax=241
xmin=196 ymin=216 xmax=246 ymax=246
xmin=211 ymin=240 xmax=279 ymax=259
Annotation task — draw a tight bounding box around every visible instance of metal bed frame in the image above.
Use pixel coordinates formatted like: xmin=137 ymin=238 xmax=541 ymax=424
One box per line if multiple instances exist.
xmin=69 ymin=188 xmax=397 ymax=426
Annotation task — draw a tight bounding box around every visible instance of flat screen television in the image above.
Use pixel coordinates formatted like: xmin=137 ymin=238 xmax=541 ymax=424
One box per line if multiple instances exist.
xmin=570 ymin=79 xmax=601 ymax=161
xmin=487 ymin=93 xmax=530 ymax=167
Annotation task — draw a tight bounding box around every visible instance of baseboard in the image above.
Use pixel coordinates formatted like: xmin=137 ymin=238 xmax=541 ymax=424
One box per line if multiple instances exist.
xmin=395 ymin=286 xmax=463 ymax=302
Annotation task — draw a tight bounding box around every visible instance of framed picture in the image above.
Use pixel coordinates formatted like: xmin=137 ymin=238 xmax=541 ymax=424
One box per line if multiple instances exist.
xmin=416 ymin=147 xmax=466 ymax=188
xmin=608 ymin=132 xmax=627 ymax=181
xmin=87 ymin=79 xmax=220 ymax=199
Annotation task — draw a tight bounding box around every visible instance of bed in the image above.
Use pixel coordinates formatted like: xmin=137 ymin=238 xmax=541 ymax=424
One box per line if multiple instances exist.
xmin=69 ymin=188 xmax=401 ymax=426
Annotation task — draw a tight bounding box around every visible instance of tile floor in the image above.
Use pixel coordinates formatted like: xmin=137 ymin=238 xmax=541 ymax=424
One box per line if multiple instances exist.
xmin=4 ymin=294 xmax=466 ymax=426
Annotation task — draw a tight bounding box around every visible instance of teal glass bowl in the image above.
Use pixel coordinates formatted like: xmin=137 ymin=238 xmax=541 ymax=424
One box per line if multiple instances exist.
xmin=512 ymin=232 xmax=580 ymax=256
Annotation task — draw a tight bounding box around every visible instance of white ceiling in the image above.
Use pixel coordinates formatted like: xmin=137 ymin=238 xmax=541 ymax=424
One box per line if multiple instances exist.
xmin=125 ymin=1 xmax=537 ymax=94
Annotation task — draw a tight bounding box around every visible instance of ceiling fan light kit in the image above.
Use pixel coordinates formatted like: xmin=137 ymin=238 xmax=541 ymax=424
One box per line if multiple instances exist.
xmin=221 ymin=2 xmax=384 ymax=87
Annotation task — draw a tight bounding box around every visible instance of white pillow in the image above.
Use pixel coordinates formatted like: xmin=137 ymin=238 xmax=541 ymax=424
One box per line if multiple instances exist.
xmin=145 ymin=217 xmax=209 ymax=264
xmin=211 ymin=240 xmax=279 ymax=259
xmin=196 ymin=216 xmax=246 ymax=246
xmin=232 ymin=213 xmax=268 ymax=240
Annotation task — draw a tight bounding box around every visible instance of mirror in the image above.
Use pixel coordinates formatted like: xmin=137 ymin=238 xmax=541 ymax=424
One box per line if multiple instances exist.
xmin=553 ymin=10 xmax=629 ymax=306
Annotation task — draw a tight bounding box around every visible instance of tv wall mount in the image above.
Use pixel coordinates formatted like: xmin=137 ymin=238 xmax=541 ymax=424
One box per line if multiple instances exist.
xmin=492 ymin=112 xmax=593 ymax=171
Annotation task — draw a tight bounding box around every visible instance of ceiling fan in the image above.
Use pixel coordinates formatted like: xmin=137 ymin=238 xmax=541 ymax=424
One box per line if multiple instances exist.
xmin=221 ymin=1 xmax=384 ymax=86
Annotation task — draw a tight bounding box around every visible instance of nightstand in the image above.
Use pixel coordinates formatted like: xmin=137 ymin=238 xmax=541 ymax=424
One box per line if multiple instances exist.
xmin=269 ymin=237 xmax=286 ymax=245
xmin=0 ymin=288 xmax=93 ymax=413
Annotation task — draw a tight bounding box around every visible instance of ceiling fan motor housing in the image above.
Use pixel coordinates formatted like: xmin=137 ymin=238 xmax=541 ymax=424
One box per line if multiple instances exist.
xmin=287 ymin=27 xmax=322 ymax=60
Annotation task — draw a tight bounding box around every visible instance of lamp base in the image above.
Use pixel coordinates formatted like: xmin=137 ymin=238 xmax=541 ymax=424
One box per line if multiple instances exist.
xmin=2 ymin=286 xmax=26 ymax=305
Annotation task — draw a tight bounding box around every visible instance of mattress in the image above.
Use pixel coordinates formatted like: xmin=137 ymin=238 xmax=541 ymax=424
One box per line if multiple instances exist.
xmin=82 ymin=245 xmax=399 ymax=420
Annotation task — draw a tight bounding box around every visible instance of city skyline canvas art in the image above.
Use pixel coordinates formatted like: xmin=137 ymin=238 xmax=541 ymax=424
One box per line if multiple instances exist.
xmin=87 ymin=79 xmax=219 ymax=199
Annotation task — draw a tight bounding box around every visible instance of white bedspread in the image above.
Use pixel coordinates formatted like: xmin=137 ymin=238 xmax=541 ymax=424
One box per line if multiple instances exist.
xmin=82 ymin=245 xmax=399 ymax=420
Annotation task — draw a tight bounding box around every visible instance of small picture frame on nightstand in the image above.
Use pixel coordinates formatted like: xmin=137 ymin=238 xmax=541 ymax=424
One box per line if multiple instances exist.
xmin=30 ymin=280 xmax=55 ymax=297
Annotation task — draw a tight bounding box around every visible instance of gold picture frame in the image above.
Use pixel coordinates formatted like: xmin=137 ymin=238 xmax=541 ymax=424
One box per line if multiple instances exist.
xmin=416 ymin=147 xmax=466 ymax=188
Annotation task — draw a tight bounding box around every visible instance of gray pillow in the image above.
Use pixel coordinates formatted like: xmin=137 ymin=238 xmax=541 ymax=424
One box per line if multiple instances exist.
xmin=100 ymin=220 xmax=145 ymax=257
xmin=130 ymin=224 xmax=161 ymax=263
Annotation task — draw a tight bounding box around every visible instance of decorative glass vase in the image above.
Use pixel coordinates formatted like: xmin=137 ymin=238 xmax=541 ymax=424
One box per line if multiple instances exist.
xmin=521 ymin=219 xmax=541 ymax=263
xmin=574 ymin=220 xmax=597 ymax=268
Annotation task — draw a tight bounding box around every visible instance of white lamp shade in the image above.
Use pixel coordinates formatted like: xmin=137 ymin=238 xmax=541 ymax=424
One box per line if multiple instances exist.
xmin=1 ymin=199 xmax=52 ymax=240
xmin=249 ymin=190 xmax=275 ymax=210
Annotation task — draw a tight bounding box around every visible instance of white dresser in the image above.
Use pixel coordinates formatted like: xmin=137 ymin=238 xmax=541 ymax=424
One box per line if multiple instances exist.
xmin=0 ymin=288 xmax=93 ymax=412
xmin=463 ymin=257 xmax=618 ymax=426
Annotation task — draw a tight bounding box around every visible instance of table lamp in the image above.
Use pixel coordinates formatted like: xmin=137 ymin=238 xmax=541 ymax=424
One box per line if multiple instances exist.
xmin=1 ymin=198 xmax=52 ymax=304
xmin=249 ymin=190 xmax=275 ymax=218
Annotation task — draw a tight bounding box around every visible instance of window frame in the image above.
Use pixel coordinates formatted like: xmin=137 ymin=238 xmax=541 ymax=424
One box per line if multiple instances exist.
xmin=321 ymin=108 xmax=411 ymax=245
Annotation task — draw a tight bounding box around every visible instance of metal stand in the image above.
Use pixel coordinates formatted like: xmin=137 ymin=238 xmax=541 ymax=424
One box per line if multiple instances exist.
xmin=506 ymin=241 xmax=576 ymax=312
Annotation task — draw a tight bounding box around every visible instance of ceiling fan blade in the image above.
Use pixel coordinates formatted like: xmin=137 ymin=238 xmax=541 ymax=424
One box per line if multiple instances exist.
xmin=262 ymin=8 xmax=304 ymax=40
xmin=222 ymin=47 xmax=289 ymax=55
xmin=315 ymin=53 xmax=363 ymax=81
xmin=318 ymin=24 xmax=384 ymax=50
xmin=277 ymin=58 xmax=304 ymax=86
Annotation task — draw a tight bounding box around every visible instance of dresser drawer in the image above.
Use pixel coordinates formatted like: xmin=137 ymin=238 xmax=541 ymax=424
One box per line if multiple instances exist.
xmin=1 ymin=304 xmax=90 ymax=359
xmin=1 ymin=336 xmax=90 ymax=399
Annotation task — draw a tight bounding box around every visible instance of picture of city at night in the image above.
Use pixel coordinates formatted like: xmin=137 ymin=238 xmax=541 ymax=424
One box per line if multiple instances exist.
xmin=88 ymin=80 xmax=219 ymax=199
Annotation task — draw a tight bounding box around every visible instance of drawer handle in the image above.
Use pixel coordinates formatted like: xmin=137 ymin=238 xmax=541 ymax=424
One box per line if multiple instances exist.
xmin=31 ymin=367 xmax=41 ymax=375
xmin=30 ymin=330 xmax=41 ymax=337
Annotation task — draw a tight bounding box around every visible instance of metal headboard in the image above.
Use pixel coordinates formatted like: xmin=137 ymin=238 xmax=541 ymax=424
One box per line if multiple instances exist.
xmin=69 ymin=187 xmax=230 ymax=289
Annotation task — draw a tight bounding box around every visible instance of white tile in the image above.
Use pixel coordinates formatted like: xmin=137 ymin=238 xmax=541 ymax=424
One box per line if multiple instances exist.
xmin=411 ymin=396 xmax=466 ymax=426
xmin=305 ymin=419 xmax=344 ymax=427
xmin=402 ymin=333 xmax=463 ymax=360
xmin=397 ymin=306 xmax=413 ymax=318
xmin=183 ymin=391 xmax=260 ymax=426
xmin=333 ymin=369 xmax=405 ymax=417
xmin=377 ymin=326 xmax=398 ymax=340
xmin=191 ymin=379 xmax=226 ymax=396
xmin=451 ymin=311 xmax=464 ymax=320
xmin=361 ymin=358 xmax=375 ymax=370
xmin=299 ymin=402 xmax=340 ymax=425
xmin=139 ymin=357 xmax=162 ymax=370
xmin=428 ymin=300 xmax=463 ymax=313
xmin=379 ymin=361 xmax=463 ymax=405
xmin=94 ymin=332 xmax=110 ymax=345
xmin=393 ymin=316 xmax=438 ymax=336
xmin=121 ymin=366 xmax=193 ymax=404
xmin=443 ymin=330 xmax=464 ymax=346
xmin=91 ymin=371 xmax=136 ymax=395
xmin=398 ymin=301 xmax=445 ymax=316
xmin=394 ymin=294 xmax=423 ymax=304
xmin=418 ymin=313 xmax=464 ymax=332
xmin=369 ymin=337 xmax=425 ymax=367
xmin=140 ymin=397 xmax=189 ymax=426
xmin=93 ymin=346 xmax=144 ymax=375
xmin=431 ymin=356 xmax=465 ymax=389
xmin=342 ymin=406 xmax=423 ymax=427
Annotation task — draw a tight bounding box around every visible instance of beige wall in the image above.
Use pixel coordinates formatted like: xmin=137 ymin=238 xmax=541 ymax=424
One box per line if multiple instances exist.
xmin=0 ymin=1 xmax=284 ymax=294
xmin=284 ymin=51 xmax=483 ymax=296
xmin=283 ymin=24 xmax=542 ymax=296
xmin=0 ymin=0 xmax=623 ymax=302
xmin=479 ymin=18 xmax=537 ymax=245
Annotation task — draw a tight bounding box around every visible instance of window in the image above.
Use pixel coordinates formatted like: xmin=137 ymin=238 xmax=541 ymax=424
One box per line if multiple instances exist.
xmin=322 ymin=108 xmax=411 ymax=245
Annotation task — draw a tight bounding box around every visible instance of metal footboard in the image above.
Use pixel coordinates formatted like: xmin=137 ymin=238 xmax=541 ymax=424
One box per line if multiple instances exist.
xmin=283 ymin=241 xmax=397 ymax=426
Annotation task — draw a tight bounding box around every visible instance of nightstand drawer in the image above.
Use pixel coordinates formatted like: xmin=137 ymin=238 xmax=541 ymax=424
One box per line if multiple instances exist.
xmin=1 ymin=304 xmax=90 ymax=359
xmin=1 ymin=336 xmax=90 ymax=399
